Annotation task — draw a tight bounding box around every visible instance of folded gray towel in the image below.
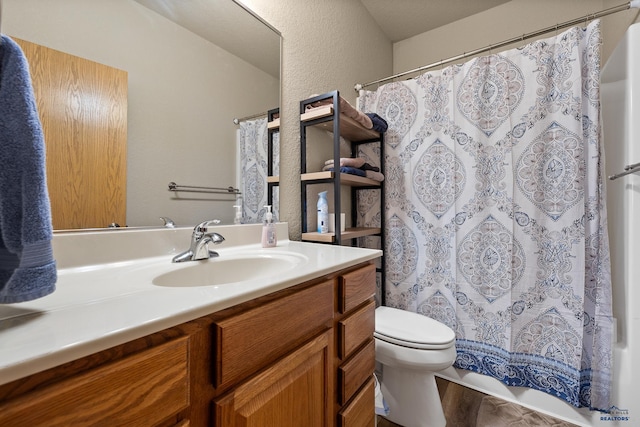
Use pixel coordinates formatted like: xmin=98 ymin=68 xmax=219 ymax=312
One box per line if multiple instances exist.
xmin=365 ymin=170 xmax=385 ymax=182
xmin=0 ymin=35 xmax=57 ymax=303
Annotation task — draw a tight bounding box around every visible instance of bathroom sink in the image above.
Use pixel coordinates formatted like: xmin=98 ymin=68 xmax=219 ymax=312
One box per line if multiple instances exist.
xmin=152 ymin=251 xmax=307 ymax=287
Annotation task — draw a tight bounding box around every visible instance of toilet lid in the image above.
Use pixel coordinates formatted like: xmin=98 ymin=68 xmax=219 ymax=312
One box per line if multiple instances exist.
xmin=374 ymin=306 xmax=455 ymax=350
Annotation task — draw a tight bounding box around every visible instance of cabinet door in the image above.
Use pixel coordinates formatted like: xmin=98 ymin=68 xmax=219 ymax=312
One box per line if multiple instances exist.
xmin=214 ymin=331 xmax=332 ymax=427
xmin=15 ymin=37 xmax=128 ymax=230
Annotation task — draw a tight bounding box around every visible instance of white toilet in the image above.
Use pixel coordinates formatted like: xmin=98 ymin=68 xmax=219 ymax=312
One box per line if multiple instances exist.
xmin=375 ymin=306 xmax=456 ymax=427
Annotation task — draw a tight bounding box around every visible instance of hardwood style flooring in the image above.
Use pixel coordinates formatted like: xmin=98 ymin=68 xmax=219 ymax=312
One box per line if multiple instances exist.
xmin=376 ymin=378 xmax=579 ymax=427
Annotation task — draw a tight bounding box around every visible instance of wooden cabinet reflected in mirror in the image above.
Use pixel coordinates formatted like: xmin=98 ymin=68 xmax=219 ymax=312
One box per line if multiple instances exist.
xmin=16 ymin=38 xmax=128 ymax=230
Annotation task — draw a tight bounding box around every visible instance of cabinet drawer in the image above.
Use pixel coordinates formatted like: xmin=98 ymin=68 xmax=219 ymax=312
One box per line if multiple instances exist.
xmin=214 ymin=280 xmax=334 ymax=387
xmin=338 ymin=376 xmax=375 ymax=427
xmin=339 ymin=299 xmax=375 ymax=360
xmin=338 ymin=338 xmax=375 ymax=405
xmin=339 ymin=263 xmax=376 ymax=313
xmin=0 ymin=337 xmax=189 ymax=427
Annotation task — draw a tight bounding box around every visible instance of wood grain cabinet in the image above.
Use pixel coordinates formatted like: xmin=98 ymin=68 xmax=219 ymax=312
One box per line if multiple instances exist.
xmin=335 ymin=263 xmax=377 ymax=427
xmin=0 ymin=338 xmax=189 ymax=427
xmin=0 ymin=262 xmax=376 ymax=427
xmin=214 ymin=331 xmax=332 ymax=426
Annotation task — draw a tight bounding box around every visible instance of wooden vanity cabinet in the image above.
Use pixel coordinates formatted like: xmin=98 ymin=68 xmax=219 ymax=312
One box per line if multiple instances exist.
xmin=0 ymin=262 xmax=376 ymax=427
xmin=334 ymin=263 xmax=377 ymax=427
xmin=213 ymin=331 xmax=332 ymax=426
xmin=211 ymin=278 xmax=334 ymax=426
xmin=0 ymin=337 xmax=190 ymax=427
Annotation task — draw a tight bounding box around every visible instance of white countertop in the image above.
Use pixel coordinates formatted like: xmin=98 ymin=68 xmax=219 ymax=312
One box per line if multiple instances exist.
xmin=0 ymin=223 xmax=381 ymax=386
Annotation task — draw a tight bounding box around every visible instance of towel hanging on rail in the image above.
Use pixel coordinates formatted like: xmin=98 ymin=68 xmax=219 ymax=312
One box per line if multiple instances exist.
xmin=0 ymin=35 xmax=57 ymax=303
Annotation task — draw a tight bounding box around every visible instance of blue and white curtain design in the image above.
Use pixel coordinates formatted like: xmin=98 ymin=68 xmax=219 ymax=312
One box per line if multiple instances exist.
xmin=238 ymin=118 xmax=279 ymax=223
xmin=358 ymin=20 xmax=613 ymax=410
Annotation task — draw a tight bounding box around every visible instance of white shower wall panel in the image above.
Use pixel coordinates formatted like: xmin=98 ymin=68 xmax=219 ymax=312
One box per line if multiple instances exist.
xmin=438 ymin=22 xmax=640 ymax=427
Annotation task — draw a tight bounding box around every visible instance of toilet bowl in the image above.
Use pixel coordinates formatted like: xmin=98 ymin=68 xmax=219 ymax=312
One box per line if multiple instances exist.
xmin=375 ymin=306 xmax=456 ymax=427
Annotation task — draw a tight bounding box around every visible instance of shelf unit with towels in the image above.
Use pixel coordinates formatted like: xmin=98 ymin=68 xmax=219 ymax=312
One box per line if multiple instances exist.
xmin=299 ymin=90 xmax=384 ymax=272
xmin=267 ymin=107 xmax=280 ymax=207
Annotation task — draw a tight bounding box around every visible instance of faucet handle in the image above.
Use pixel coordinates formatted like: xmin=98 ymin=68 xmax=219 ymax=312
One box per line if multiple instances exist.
xmin=194 ymin=219 xmax=221 ymax=233
xmin=160 ymin=216 xmax=175 ymax=228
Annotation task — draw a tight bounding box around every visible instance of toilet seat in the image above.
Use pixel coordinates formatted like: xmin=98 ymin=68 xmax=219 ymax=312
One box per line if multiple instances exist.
xmin=375 ymin=306 xmax=455 ymax=350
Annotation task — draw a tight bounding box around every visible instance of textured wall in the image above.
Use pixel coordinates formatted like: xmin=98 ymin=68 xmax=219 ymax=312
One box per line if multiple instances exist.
xmin=240 ymin=0 xmax=393 ymax=240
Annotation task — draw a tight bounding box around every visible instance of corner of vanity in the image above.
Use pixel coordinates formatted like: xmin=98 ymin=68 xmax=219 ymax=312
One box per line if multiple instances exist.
xmin=0 ymin=224 xmax=381 ymax=427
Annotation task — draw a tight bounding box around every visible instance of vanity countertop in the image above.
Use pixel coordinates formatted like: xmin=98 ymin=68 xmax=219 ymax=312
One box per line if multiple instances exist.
xmin=0 ymin=223 xmax=381 ymax=386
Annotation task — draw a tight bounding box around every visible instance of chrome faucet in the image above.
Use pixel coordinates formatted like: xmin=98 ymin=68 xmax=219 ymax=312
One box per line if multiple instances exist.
xmin=172 ymin=220 xmax=225 ymax=263
xmin=160 ymin=216 xmax=175 ymax=228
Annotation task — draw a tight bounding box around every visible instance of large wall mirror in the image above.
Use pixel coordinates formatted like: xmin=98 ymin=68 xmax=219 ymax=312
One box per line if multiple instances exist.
xmin=3 ymin=0 xmax=281 ymax=230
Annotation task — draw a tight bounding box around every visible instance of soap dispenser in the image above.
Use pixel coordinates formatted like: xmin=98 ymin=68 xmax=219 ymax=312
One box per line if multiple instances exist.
xmin=261 ymin=205 xmax=277 ymax=247
xmin=317 ymin=191 xmax=329 ymax=234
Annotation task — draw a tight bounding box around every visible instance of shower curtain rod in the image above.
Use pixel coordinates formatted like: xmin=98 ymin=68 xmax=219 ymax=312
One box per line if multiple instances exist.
xmin=354 ymin=1 xmax=640 ymax=91
xmin=233 ymin=111 xmax=267 ymax=125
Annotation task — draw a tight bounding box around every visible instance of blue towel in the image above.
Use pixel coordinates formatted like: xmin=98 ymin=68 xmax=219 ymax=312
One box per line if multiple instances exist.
xmin=0 ymin=35 xmax=57 ymax=303
xmin=329 ymin=166 xmax=366 ymax=177
xmin=365 ymin=113 xmax=388 ymax=133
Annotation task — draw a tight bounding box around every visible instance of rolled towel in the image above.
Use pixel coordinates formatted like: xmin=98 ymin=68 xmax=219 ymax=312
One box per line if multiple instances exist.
xmin=328 ymin=166 xmax=366 ymax=177
xmin=360 ymin=162 xmax=380 ymax=172
xmin=324 ymin=157 xmax=366 ymax=168
xmin=365 ymin=113 xmax=388 ymax=133
xmin=325 ymin=159 xmax=380 ymax=173
xmin=365 ymin=171 xmax=385 ymax=182
xmin=306 ymin=95 xmax=373 ymax=129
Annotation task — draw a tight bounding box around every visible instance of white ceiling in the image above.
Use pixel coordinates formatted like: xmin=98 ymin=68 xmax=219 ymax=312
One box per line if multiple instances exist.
xmin=133 ymin=0 xmax=512 ymax=78
xmin=133 ymin=0 xmax=281 ymax=78
xmin=359 ymin=0 xmax=511 ymax=42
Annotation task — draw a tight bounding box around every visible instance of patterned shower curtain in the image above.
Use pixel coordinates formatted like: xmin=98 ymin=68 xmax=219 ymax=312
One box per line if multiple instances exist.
xmin=238 ymin=118 xmax=279 ymax=223
xmin=358 ymin=20 xmax=613 ymax=410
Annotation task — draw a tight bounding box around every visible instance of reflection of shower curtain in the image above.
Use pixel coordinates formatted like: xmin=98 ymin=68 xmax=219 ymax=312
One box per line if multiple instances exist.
xmin=359 ymin=20 xmax=613 ymax=410
xmin=238 ymin=118 xmax=279 ymax=223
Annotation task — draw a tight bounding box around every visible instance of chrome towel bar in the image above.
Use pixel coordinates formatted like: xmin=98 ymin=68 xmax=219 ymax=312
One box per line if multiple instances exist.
xmin=609 ymin=162 xmax=640 ymax=180
xmin=168 ymin=182 xmax=241 ymax=195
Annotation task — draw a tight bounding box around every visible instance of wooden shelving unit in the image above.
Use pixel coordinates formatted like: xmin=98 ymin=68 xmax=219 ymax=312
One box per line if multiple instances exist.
xmin=300 ymin=105 xmax=380 ymax=142
xmin=301 ymin=227 xmax=382 ymax=243
xmin=301 ymin=171 xmax=380 ymax=187
xmin=267 ymin=108 xmax=279 ymax=205
xmin=299 ymin=90 xmax=385 ymax=256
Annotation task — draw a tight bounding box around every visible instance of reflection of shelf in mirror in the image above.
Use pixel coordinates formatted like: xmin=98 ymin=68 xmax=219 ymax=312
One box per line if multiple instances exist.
xmin=301 ymin=106 xmax=379 ymax=142
xmin=302 ymin=227 xmax=381 ymax=243
xmin=301 ymin=172 xmax=381 ymax=187
xmin=268 ymin=118 xmax=280 ymax=130
xmin=267 ymin=176 xmax=279 ymax=183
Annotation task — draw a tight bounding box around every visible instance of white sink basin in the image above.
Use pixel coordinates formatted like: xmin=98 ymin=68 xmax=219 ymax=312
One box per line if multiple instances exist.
xmin=152 ymin=251 xmax=308 ymax=287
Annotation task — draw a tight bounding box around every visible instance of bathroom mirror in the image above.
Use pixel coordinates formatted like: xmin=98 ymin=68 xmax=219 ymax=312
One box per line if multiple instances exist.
xmin=3 ymin=0 xmax=280 ymax=229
